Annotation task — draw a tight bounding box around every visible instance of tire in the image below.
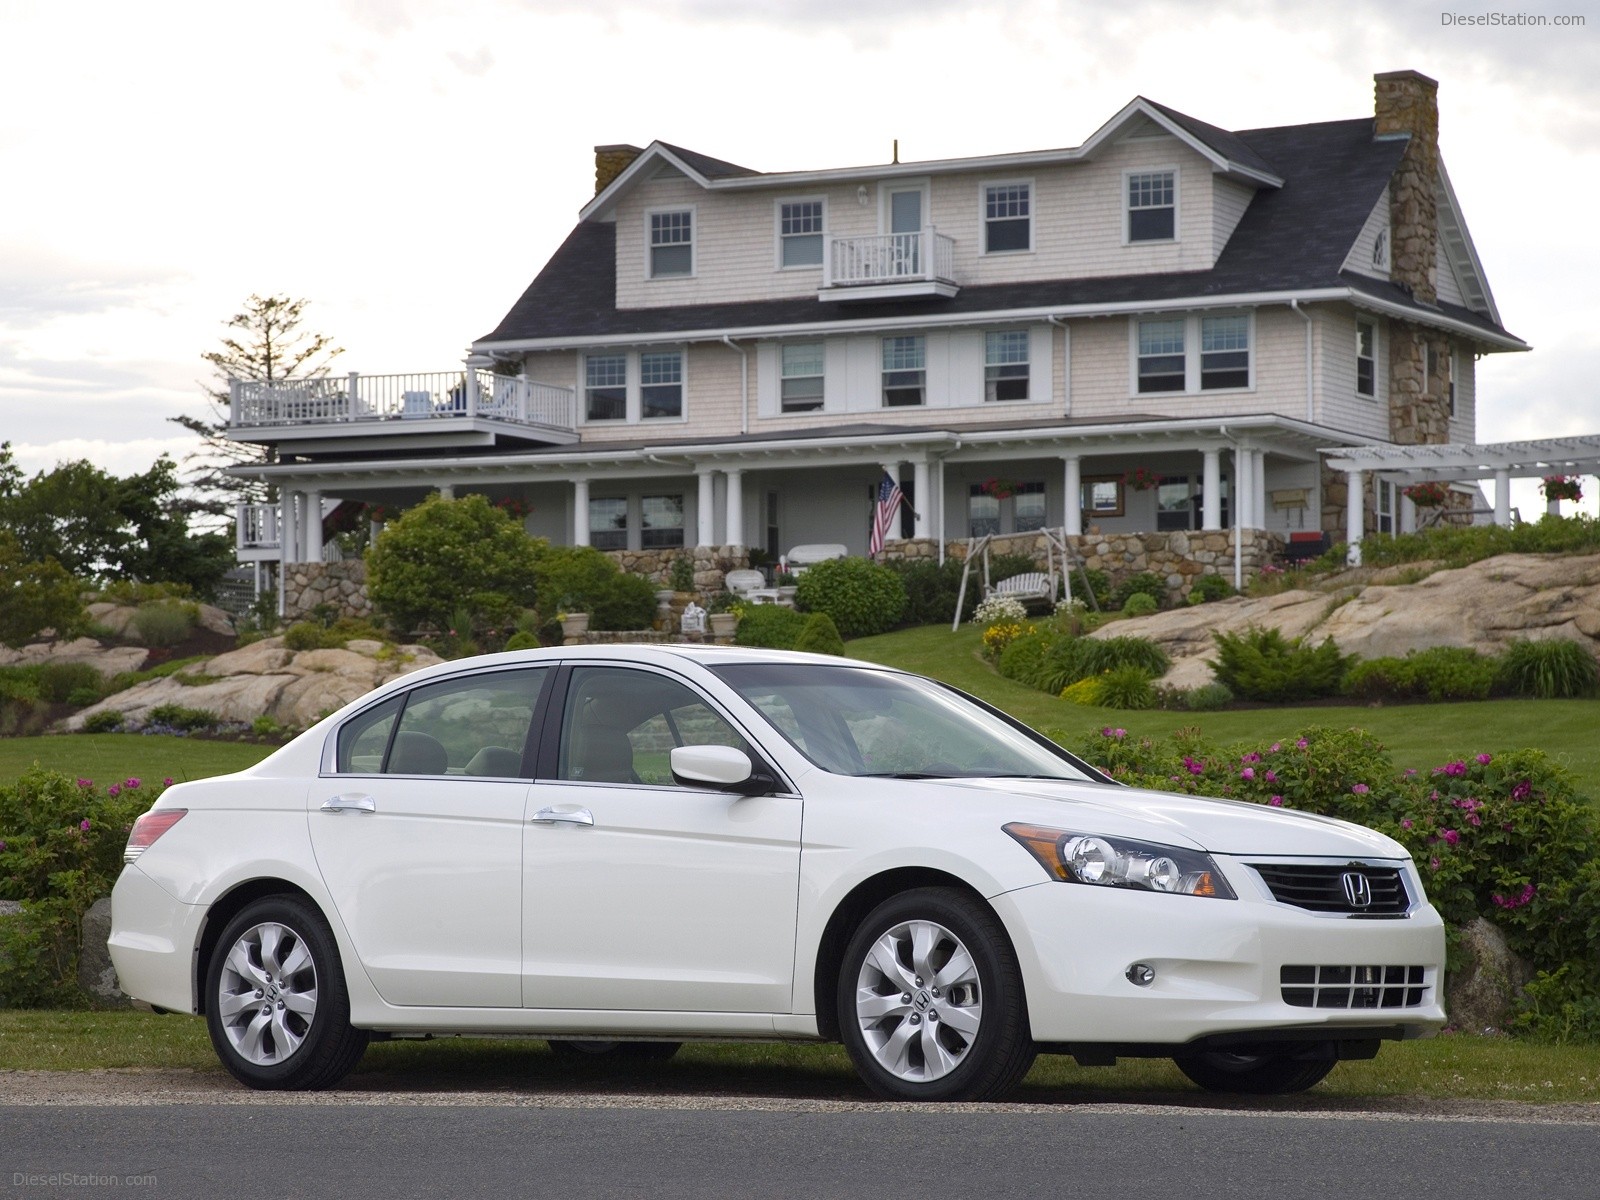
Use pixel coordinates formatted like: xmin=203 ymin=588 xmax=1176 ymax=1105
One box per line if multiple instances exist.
xmin=204 ymin=895 xmax=369 ymax=1090
xmin=1173 ymin=1049 xmax=1337 ymax=1095
xmin=836 ymin=887 xmax=1035 ymax=1102
xmin=548 ymin=1040 xmax=682 ymax=1063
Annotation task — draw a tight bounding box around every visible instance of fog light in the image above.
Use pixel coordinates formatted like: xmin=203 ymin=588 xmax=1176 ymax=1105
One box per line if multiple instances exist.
xmin=1126 ymin=962 xmax=1156 ymax=987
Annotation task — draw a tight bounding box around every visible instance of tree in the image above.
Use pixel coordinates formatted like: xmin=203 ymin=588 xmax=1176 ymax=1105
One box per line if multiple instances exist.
xmin=171 ymin=294 xmax=344 ymax=510
xmin=0 ymin=530 xmax=85 ymax=649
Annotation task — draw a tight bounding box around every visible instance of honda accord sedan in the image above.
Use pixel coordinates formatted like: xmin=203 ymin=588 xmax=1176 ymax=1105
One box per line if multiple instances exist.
xmin=110 ymin=645 xmax=1445 ymax=1100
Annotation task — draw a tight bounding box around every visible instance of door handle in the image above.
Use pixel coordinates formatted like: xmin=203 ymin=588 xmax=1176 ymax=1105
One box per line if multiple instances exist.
xmin=321 ymin=793 xmax=377 ymax=814
xmin=530 ymin=806 xmax=594 ymax=827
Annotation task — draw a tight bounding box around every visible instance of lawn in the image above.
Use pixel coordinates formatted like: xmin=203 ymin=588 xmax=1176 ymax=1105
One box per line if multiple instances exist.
xmin=0 ymin=733 xmax=275 ymax=788
xmin=847 ymin=625 xmax=1600 ymax=802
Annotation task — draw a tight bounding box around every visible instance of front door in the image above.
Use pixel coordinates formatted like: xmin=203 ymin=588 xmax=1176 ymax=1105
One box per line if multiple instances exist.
xmin=887 ymin=187 xmax=923 ymax=275
xmin=309 ymin=667 xmax=548 ymax=1008
xmin=522 ymin=664 xmax=802 ymax=1014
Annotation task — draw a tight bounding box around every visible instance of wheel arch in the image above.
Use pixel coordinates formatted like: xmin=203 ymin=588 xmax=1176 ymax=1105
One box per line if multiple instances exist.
xmin=810 ymin=867 xmax=1016 ymax=1043
xmin=192 ymin=878 xmax=322 ymax=1015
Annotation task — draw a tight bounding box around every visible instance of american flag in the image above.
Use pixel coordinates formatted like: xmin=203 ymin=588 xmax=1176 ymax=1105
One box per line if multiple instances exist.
xmin=868 ymin=471 xmax=905 ymax=559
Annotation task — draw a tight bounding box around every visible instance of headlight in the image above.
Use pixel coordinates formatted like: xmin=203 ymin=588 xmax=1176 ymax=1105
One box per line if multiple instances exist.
xmin=1003 ymin=822 xmax=1236 ymax=899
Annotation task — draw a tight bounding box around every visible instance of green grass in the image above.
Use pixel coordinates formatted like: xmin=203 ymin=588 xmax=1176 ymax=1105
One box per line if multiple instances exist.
xmin=0 ymin=734 xmax=274 ymax=788
xmin=847 ymin=625 xmax=1600 ymax=802
xmin=1 ymin=1012 xmax=1594 ymax=1103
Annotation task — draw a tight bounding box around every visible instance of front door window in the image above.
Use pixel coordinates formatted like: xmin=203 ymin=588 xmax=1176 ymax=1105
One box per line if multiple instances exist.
xmin=888 ymin=189 xmax=923 ymax=275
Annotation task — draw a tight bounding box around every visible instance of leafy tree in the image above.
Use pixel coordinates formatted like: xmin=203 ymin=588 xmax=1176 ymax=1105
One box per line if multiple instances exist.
xmin=0 ymin=530 xmax=85 ymax=649
xmin=172 ymin=294 xmax=344 ymax=509
xmin=367 ymin=494 xmax=542 ymax=636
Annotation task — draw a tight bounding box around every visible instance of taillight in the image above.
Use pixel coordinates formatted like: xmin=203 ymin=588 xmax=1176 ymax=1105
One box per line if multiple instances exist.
xmin=124 ymin=809 xmax=187 ymax=863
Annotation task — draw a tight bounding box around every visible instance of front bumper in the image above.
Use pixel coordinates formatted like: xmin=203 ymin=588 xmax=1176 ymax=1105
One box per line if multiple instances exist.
xmin=994 ymin=874 xmax=1447 ymax=1047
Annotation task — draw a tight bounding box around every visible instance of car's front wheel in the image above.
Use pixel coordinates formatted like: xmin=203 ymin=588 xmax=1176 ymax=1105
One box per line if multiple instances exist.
xmin=205 ymin=896 xmax=369 ymax=1090
xmin=1173 ymin=1049 xmax=1337 ymax=1095
xmin=837 ymin=887 xmax=1034 ymax=1101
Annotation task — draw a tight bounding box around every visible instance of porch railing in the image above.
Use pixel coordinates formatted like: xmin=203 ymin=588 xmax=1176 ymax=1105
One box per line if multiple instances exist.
xmin=236 ymin=502 xmax=280 ymax=551
xmin=823 ymin=227 xmax=957 ymax=288
xmin=229 ymin=370 xmax=576 ymax=431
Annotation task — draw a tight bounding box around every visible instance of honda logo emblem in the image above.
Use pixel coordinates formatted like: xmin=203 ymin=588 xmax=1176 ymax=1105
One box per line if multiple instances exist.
xmin=1341 ymin=871 xmax=1373 ymax=908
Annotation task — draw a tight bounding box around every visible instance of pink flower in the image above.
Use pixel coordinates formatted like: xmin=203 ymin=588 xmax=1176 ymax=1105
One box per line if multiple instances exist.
xmin=125 ymin=777 xmax=141 ymax=789
xmin=1183 ymin=756 xmax=1205 ymax=776
xmin=79 ymin=819 xmax=90 ymax=832
xmin=1511 ymin=781 xmax=1532 ymax=801
xmin=1476 ymin=754 xmax=1493 ymax=765
xmin=1264 ymin=770 xmax=1278 ymax=783
xmin=1241 ymin=752 xmax=1261 ymax=764
xmin=0 ymin=839 xmax=7 ymax=852
xmin=1400 ymin=819 xmax=1413 ymax=830
xmin=1469 ymin=814 xmax=1482 ymax=826
xmin=76 ymin=777 xmax=93 ymax=789
xmin=1351 ymin=783 xmax=1369 ymax=795
xmin=1241 ymin=767 xmax=1256 ymax=781
xmin=107 ymin=784 xmax=120 ymax=798
xmin=1429 ymin=857 xmax=1441 ymax=870
xmin=1295 ymin=738 xmax=1308 ymax=750
xmin=1269 ymin=795 xmax=1284 ymax=807
xmin=1442 ymin=829 xmax=1460 ymax=846
xmin=1269 ymin=742 xmax=1281 ymax=754
xmin=1113 ymin=728 xmax=1126 ymax=739
xmin=1404 ymin=768 xmax=1417 ymax=777
xmin=163 ymin=777 xmax=173 ymax=787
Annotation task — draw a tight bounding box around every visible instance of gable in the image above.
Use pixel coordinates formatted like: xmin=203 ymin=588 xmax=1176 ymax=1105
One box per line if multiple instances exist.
xmin=1342 ymin=185 xmax=1392 ymax=281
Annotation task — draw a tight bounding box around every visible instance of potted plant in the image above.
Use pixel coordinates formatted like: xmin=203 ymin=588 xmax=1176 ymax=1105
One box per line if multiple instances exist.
xmin=707 ymin=592 xmax=740 ymax=638
xmin=668 ymin=553 xmax=695 ymax=599
xmin=1401 ymin=480 xmax=1449 ymax=507
xmin=1123 ymin=466 xmax=1161 ymax=492
xmin=556 ymin=596 xmax=589 ymax=638
xmin=774 ymin=570 xmax=799 ymax=604
xmin=1542 ymin=475 xmax=1584 ymax=503
xmin=980 ymin=477 xmax=1018 ymax=500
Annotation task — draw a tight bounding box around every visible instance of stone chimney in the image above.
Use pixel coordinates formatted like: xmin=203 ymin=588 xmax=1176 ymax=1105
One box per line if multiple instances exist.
xmin=1374 ymin=70 xmax=1439 ymax=305
xmin=594 ymin=144 xmax=644 ymax=196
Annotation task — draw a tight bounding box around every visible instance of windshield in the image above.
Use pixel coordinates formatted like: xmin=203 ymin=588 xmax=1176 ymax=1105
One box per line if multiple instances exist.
xmin=710 ymin=662 xmax=1099 ymax=781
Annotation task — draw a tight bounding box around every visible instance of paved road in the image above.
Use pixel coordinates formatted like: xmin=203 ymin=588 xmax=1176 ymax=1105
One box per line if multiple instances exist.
xmin=4 ymin=1099 xmax=1598 ymax=1200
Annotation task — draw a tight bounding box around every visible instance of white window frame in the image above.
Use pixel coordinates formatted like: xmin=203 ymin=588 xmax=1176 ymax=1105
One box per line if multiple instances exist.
xmin=775 ymin=196 xmax=827 ymax=271
xmin=984 ymin=329 xmax=1031 ymax=402
xmin=640 ymin=493 xmax=687 ymax=549
xmin=1199 ymin=314 xmax=1252 ymax=392
xmin=577 ymin=348 xmax=690 ymax=427
xmin=640 ymin=349 xmax=686 ymax=421
xmin=646 ymin=205 xmax=696 ymax=280
xmin=779 ymin=342 xmax=825 ymax=412
xmin=588 ymin=495 xmax=630 ymax=550
xmin=881 ymin=335 xmax=926 ymax=408
xmin=1127 ymin=312 xmax=1254 ymax=396
xmin=1356 ymin=320 xmax=1378 ymax=399
xmin=979 ymin=178 xmax=1034 ymax=256
xmin=1124 ymin=166 xmax=1179 ymax=245
xmin=582 ymin=352 xmax=628 ymax=424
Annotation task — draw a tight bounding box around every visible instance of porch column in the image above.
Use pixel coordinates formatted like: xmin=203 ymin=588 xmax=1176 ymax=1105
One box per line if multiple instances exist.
xmin=1201 ymin=449 xmax=1222 ymax=531
xmin=696 ymin=469 xmax=716 ymax=547
xmin=1400 ymin=492 xmax=1417 ymax=535
xmin=1234 ymin=448 xmax=1254 ymax=529
xmin=1346 ymin=470 xmax=1365 ymax=566
xmin=725 ymin=468 xmax=744 ymax=548
xmin=1250 ymin=450 xmax=1267 ymax=532
xmin=280 ymin=489 xmax=299 ymax=565
xmin=911 ymin=458 xmax=931 ymax=538
xmin=303 ymin=489 xmax=323 ymax=562
xmin=1061 ymin=455 xmax=1082 ymax=536
xmin=1548 ymin=488 xmax=1562 ymax=518
xmin=1494 ymin=469 xmax=1511 ymax=527
xmin=572 ymin=478 xmax=590 ymax=546
xmin=438 ymin=483 xmax=455 ymax=500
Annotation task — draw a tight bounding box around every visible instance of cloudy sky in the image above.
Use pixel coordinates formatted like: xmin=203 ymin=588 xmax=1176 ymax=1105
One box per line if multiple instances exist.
xmin=2 ymin=0 xmax=1596 ymax=513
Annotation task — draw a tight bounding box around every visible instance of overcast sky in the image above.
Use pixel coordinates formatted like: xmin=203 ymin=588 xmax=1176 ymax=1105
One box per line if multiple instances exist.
xmin=2 ymin=0 xmax=1596 ymax=514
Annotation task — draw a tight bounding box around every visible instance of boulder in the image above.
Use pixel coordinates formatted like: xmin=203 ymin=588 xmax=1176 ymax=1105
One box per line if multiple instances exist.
xmin=64 ymin=672 xmax=299 ymax=731
xmin=1445 ymin=916 xmax=1534 ymax=1034
xmin=78 ymin=897 xmax=130 ymax=1008
xmin=205 ymin=639 xmax=292 ymax=676
xmin=0 ymin=637 xmax=148 ymax=677
xmin=270 ymin=672 xmax=374 ymax=729
xmin=284 ymin=648 xmax=384 ymax=690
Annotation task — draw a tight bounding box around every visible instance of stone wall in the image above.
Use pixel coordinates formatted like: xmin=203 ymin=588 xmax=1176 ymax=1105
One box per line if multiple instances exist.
xmin=282 ymin=560 xmax=373 ymax=622
xmin=603 ymin=545 xmax=748 ymax=593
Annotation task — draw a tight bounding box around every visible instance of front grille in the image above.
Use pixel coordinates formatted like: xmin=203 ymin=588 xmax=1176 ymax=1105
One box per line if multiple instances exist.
xmin=1250 ymin=863 xmax=1410 ymax=914
xmin=1281 ymin=964 xmax=1428 ymax=1009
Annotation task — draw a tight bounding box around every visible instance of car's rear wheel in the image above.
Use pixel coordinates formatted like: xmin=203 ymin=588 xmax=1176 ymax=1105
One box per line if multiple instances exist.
xmin=837 ymin=887 xmax=1034 ymax=1101
xmin=1173 ymin=1049 xmax=1337 ymax=1095
xmin=205 ymin=896 xmax=369 ymax=1090
xmin=548 ymin=1040 xmax=682 ymax=1063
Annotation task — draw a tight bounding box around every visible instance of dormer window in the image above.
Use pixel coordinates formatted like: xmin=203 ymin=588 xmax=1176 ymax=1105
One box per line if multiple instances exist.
xmin=649 ymin=209 xmax=694 ymax=277
xmin=778 ymin=200 xmax=825 ymax=268
xmin=983 ymin=182 xmax=1032 ymax=254
xmin=1126 ymin=170 xmax=1176 ymax=242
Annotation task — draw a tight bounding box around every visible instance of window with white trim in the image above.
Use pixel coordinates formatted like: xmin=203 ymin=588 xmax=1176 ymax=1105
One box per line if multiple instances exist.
xmin=589 ymin=497 xmax=628 ymax=550
xmin=641 ymin=495 xmax=685 ymax=549
xmin=983 ymin=182 xmax=1031 ymax=253
xmin=1013 ymin=481 xmax=1046 ymax=532
xmin=1127 ymin=170 xmax=1175 ymax=242
xmin=1356 ymin=321 xmax=1377 ymax=398
xmin=882 ymin=336 xmax=925 ymax=407
xmin=640 ymin=351 xmax=683 ymax=419
xmin=1376 ymin=479 xmax=1397 ymax=535
xmin=780 ymin=343 xmax=824 ymax=412
xmin=1448 ymin=346 xmax=1458 ymax=418
xmin=585 ymin=354 xmax=627 ymax=422
xmin=984 ymin=330 xmax=1030 ymax=402
xmin=649 ymin=209 xmax=693 ymax=277
xmin=779 ymin=200 xmax=824 ymax=268
xmin=1137 ymin=319 xmax=1186 ymax=393
xmin=1200 ymin=315 xmax=1250 ymax=390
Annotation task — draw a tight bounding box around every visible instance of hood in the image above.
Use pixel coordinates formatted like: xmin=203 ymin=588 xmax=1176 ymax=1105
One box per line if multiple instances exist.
xmin=937 ymin=777 xmax=1407 ymax=859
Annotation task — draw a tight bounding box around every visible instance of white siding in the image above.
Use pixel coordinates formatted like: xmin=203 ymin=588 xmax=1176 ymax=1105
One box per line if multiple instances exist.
xmin=1342 ymin=187 xmax=1392 ymax=282
xmin=1314 ymin=307 xmax=1390 ymax=441
xmin=567 ymin=342 xmax=745 ymax=444
xmin=1261 ymin=459 xmax=1321 ymax=534
xmin=1212 ymin=179 xmax=1254 ymax=259
xmin=1448 ymin=346 xmax=1476 ymax=443
xmin=1436 ymin=237 xmax=1469 ymax=309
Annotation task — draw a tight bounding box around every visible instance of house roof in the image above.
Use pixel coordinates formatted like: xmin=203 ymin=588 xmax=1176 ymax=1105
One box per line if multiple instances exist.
xmin=654 ymin=142 xmax=758 ymax=180
xmin=477 ymin=116 xmax=1524 ymax=351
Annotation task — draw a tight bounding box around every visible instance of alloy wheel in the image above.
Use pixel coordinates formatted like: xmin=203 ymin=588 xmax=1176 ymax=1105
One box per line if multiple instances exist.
xmin=215 ymin=921 xmax=319 ymax=1067
xmin=853 ymin=918 xmax=983 ymax=1084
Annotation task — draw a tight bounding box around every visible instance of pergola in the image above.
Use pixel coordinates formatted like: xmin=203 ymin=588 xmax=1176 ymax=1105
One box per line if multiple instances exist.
xmin=1322 ymin=435 xmax=1600 ymax=564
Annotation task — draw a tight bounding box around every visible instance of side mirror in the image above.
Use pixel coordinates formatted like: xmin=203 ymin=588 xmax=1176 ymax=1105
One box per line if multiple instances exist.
xmin=670 ymin=745 xmax=776 ymax=796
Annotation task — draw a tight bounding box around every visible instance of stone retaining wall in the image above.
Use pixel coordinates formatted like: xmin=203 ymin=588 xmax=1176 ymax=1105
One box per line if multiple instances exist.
xmin=282 ymin=560 xmax=373 ymax=622
xmin=603 ymin=545 xmax=748 ymax=592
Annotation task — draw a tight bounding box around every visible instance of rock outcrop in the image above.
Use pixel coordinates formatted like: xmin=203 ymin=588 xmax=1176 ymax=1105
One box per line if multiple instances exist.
xmin=0 ymin=636 xmax=149 ymax=678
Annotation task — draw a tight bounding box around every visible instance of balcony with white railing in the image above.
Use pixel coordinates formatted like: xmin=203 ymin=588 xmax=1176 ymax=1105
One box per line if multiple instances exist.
xmin=819 ymin=227 xmax=960 ymax=302
xmin=227 ymin=369 xmax=579 ymax=449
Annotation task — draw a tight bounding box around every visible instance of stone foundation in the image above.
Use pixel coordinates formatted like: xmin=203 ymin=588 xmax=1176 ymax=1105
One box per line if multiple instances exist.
xmin=603 ymin=545 xmax=748 ymax=593
xmin=282 ymin=560 xmax=373 ymax=622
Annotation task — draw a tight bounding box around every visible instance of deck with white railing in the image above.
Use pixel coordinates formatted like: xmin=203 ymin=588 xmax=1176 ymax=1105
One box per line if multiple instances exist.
xmin=228 ymin=370 xmax=577 ymax=440
xmin=820 ymin=228 xmax=960 ymax=301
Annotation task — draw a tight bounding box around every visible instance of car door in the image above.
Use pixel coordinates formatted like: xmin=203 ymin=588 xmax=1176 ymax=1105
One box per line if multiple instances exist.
xmin=521 ymin=663 xmax=802 ymax=1014
xmin=309 ymin=666 xmax=550 ymax=1008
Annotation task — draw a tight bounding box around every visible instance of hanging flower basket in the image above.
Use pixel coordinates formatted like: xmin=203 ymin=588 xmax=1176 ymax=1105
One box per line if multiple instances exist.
xmin=981 ymin=478 xmax=1019 ymax=499
xmin=1542 ymin=475 xmax=1584 ymax=503
xmin=1123 ymin=467 xmax=1161 ymax=492
xmin=1401 ymin=481 xmax=1449 ymax=508
xmin=493 ymin=496 xmax=533 ymax=519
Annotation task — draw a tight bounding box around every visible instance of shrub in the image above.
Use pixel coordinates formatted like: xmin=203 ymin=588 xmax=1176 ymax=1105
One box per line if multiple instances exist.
xmin=283 ymin=621 xmax=337 ymax=651
xmin=504 ymin=632 xmax=541 ymax=652
xmin=65 ymin=686 xmax=102 ymax=708
xmin=146 ymin=703 xmax=219 ymax=732
xmin=130 ymin=601 xmax=197 ymax=647
xmin=794 ymin=557 xmax=906 ymax=639
xmin=1183 ymin=681 xmax=1235 ymax=711
xmin=1121 ymin=592 xmax=1158 ymax=617
xmin=1343 ymin=647 xmax=1497 ymax=703
xmin=981 ymin=622 xmax=1029 ymax=661
xmin=1210 ymin=627 xmax=1348 ymax=702
xmin=997 ymin=629 xmax=1053 ymax=683
xmin=972 ymin=594 xmax=1027 ymax=626
xmin=1357 ymin=513 xmax=1600 ymax=571
xmin=36 ymin=662 xmax=104 ymax=704
xmin=1110 ymin=572 xmax=1165 ymax=611
xmin=1076 ymin=568 xmax=1112 ymax=612
xmin=1060 ymin=676 xmax=1105 ymax=706
xmin=1496 ymin=638 xmax=1600 ymax=700
xmin=1024 ymin=634 xmax=1168 ymax=696
xmin=668 ymin=554 xmax=695 ymax=592
xmin=885 ymin=560 xmax=978 ymax=627
xmin=368 ymin=494 xmax=542 ymax=636
xmin=1096 ymin=664 xmax=1157 ymax=710
xmin=81 ymin=709 xmax=124 ymax=733
xmin=1187 ymin=573 xmax=1234 ymax=605
xmin=250 ymin=715 xmax=283 ymax=738
xmin=591 ymin=570 xmax=658 ymax=632
xmin=733 ymin=605 xmax=809 ymax=649
xmin=530 ymin=545 xmax=653 ymax=632
xmin=793 ymin=612 xmax=846 ymax=656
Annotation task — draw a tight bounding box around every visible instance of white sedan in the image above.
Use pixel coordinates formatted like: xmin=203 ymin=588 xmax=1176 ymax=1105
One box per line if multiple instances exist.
xmin=110 ymin=645 xmax=1445 ymax=1100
